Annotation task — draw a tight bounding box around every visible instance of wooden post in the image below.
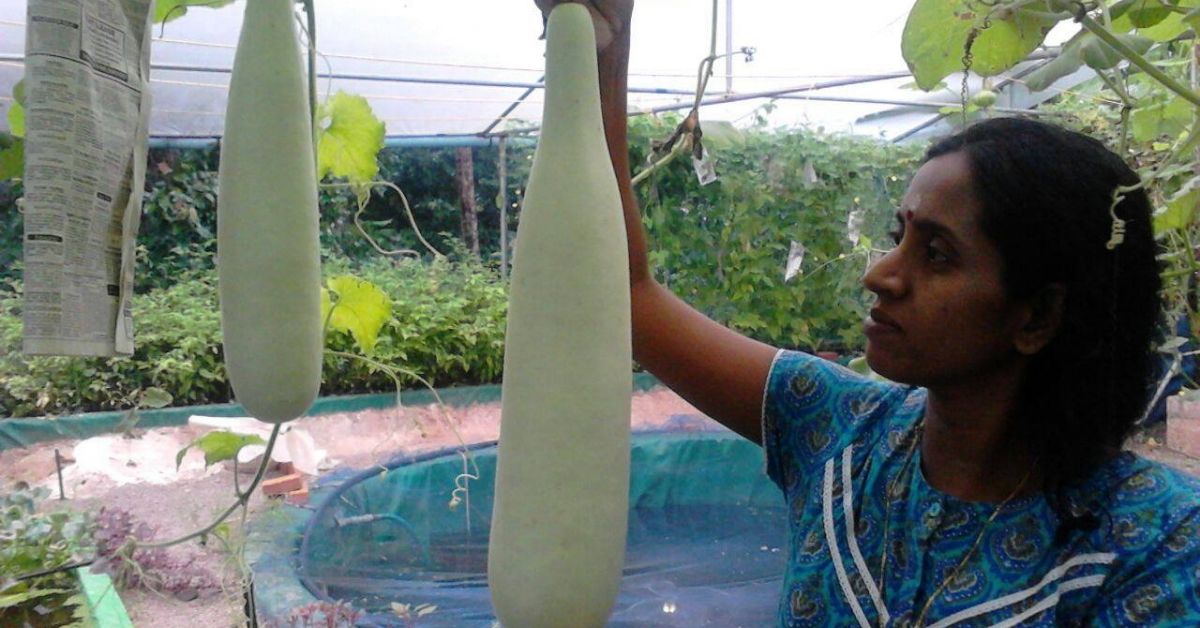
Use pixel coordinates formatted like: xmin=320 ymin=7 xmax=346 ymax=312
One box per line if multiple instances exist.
xmin=456 ymin=147 xmax=480 ymax=258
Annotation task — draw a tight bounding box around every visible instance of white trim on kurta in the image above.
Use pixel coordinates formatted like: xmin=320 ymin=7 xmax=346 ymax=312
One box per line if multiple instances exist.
xmin=841 ymin=445 xmax=890 ymax=625
xmin=924 ymin=552 xmax=1114 ymax=627
xmin=824 ymin=456 xmax=872 ymax=627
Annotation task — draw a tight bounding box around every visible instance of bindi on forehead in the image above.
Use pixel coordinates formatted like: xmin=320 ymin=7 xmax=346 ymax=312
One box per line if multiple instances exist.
xmin=899 ymin=192 xmax=923 ymax=221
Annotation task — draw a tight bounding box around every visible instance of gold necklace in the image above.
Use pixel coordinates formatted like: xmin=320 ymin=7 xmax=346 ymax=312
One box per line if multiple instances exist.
xmin=875 ymin=421 xmax=1038 ymax=627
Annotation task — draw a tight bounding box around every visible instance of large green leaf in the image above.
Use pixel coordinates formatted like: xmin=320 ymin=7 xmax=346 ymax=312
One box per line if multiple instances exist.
xmin=154 ymin=0 xmax=237 ymax=24
xmin=321 ymin=275 xmax=392 ymax=354
xmin=902 ymin=0 xmax=1059 ymax=90
xmin=175 ymin=431 xmax=266 ymax=470
xmin=317 ymin=92 xmax=386 ymax=186
xmin=1135 ymin=0 xmax=1200 ymax=41
xmin=0 ymin=137 xmax=23 ymax=181
xmin=1125 ymin=0 xmax=1173 ymax=28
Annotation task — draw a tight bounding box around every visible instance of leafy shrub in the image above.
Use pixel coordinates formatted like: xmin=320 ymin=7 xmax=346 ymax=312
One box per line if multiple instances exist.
xmin=628 ymin=114 xmax=923 ymax=350
xmin=0 ymin=488 xmax=93 ymax=626
xmin=0 ymin=256 xmax=507 ymax=418
xmin=320 ymin=254 xmax=508 ymax=392
xmin=0 ymin=272 xmax=226 ymax=417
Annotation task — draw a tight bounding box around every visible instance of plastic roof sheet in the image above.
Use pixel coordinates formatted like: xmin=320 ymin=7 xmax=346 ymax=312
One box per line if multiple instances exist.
xmin=0 ymin=1 xmax=1084 ymax=142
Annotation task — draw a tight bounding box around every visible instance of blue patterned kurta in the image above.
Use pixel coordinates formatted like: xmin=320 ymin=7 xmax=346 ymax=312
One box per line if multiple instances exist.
xmin=762 ymin=350 xmax=1200 ymax=627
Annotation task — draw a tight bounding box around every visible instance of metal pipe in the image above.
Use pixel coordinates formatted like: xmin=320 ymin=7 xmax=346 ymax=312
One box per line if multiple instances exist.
xmin=0 ymin=54 xmax=921 ymax=97
xmin=725 ymin=0 xmax=734 ymax=95
xmin=146 ymin=135 xmax=536 ymax=149
xmin=482 ymin=74 xmax=544 ymax=136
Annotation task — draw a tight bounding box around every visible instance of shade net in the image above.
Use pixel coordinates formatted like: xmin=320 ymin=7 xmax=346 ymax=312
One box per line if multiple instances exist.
xmin=297 ymin=431 xmax=787 ymax=627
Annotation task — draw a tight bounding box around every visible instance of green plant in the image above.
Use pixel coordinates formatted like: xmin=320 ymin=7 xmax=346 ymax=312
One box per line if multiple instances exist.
xmin=0 ymin=488 xmax=93 ymax=627
xmin=629 ymin=113 xmax=921 ymax=350
xmin=138 ymin=148 xmax=220 ymax=292
xmin=0 ymin=255 xmax=508 ymax=418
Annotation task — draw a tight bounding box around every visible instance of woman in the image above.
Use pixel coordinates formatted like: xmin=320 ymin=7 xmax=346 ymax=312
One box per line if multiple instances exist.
xmin=535 ymin=1 xmax=1200 ymax=625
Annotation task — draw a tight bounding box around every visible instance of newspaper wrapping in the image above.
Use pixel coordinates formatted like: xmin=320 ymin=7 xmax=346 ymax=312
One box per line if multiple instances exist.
xmin=21 ymin=0 xmax=153 ymax=357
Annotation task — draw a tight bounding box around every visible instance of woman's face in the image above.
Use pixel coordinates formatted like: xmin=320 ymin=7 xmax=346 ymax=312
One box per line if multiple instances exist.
xmin=861 ymin=151 xmax=1028 ymax=388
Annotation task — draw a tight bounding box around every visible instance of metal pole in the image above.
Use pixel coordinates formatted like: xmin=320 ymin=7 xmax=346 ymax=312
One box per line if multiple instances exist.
xmin=498 ymin=135 xmax=509 ymax=282
xmin=725 ymin=0 xmax=733 ymax=95
xmin=482 ymin=75 xmax=544 ymax=136
xmin=54 ymin=449 xmax=65 ymax=500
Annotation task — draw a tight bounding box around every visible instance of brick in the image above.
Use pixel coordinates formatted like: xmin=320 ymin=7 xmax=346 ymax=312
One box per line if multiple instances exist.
xmin=262 ymin=473 xmax=303 ymax=497
xmin=273 ymin=461 xmax=296 ymax=475
xmin=285 ymin=484 xmax=309 ymax=506
xmin=1167 ymin=413 xmax=1200 ymax=459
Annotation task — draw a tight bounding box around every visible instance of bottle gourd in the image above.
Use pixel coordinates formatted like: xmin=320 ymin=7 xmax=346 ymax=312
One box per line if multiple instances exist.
xmin=488 ymin=4 xmax=632 ymax=627
xmin=217 ymin=0 xmax=322 ymax=424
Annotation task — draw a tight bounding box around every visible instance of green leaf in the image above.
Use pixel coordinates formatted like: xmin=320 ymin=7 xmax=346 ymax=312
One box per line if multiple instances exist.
xmin=699 ymin=120 xmax=745 ymax=150
xmin=139 ymin=387 xmax=173 ymax=409
xmin=1130 ymin=95 xmax=1192 ymax=143
xmin=0 ymin=136 xmax=23 ymax=180
xmin=175 ymin=431 xmax=266 ymax=470
xmin=7 ymin=80 xmax=25 ymax=138
xmin=902 ymin=0 xmax=1059 ymax=90
xmin=321 ymin=275 xmax=392 ymax=353
xmin=1136 ymin=0 xmax=1200 ymax=41
xmin=0 ymin=587 xmax=70 ymax=610
xmin=153 ymin=0 xmax=236 ymax=24
xmin=317 ymin=92 xmax=386 ymax=186
xmin=1156 ymin=176 xmax=1200 ymax=234
xmin=1125 ymin=0 xmax=1172 ymax=28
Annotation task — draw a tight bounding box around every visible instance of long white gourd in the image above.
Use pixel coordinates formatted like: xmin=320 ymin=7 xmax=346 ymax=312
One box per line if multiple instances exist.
xmin=488 ymin=5 xmax=632 ymax=627
xmin=217 ymin=0 xmax=321 ymax=424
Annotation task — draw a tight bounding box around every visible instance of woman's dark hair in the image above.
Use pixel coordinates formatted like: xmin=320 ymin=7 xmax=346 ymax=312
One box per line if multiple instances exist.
xmin=925 ymin=117 xmax=1162 ymax=488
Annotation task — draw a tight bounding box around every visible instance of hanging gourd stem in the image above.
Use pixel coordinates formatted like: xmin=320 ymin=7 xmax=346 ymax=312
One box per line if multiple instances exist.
xmin=324 ymin=349 xmax=480 ymax=499
xmin=133 ymin=424 xmax=283 ymax=551
xmin=320 ymin=180 xmax=446 ymax=258
xmin=634 ymin=0 xmax=751 ymax=185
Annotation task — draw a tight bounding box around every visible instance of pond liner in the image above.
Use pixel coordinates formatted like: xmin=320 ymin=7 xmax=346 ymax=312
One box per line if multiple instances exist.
xmin=250 ymin=429 xmax=787 ymax=627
